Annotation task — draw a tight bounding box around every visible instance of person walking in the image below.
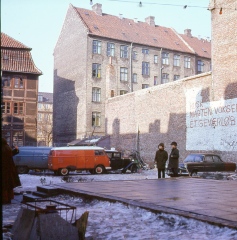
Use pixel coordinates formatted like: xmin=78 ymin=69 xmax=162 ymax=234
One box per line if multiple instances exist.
xmin=168 ymin=141 xmax=179 ymax=177
xmin=154 ymin=143 xmax=168 ymax=179
xmin=2 ymin=138 xmax=21 ymax=204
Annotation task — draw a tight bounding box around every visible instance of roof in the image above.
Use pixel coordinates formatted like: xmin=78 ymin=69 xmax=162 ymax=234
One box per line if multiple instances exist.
xmin=51 ymin=146 xmax=105 ymax=151
xmin=1 ymin=33 xmax=42 ymax=75
xmin=180 ymin=34 xmax=211 ymax=59
xmin=38 ymin=92 xmax=53 ymax=103
xmin=74 ymin=7 xmax=193 ymax=54
xmin=73 ymin=6 xmax=211 ymax=58
xmin=1 ymin=32 xmax=31 ymax=49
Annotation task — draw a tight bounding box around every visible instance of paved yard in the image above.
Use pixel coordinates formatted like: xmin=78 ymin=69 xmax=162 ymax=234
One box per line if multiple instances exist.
xmin=55 ymin=177 xmax=237 ymax=229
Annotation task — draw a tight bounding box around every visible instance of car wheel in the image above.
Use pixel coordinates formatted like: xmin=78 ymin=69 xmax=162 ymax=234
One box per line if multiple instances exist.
xmin=95 ymin=165 xmax=105 ymax=174
xmin=191 ymin=170 xmax=198 ymax=177
xmin=17 ymin=166 xmax=29 ymax=174
xmin=59 ymin=168 xmax=69 ymax=176
xmin=130 ymin=164 xmax=138 ymax=173
xmin=89 ymin=169 xmax=95 ymax=174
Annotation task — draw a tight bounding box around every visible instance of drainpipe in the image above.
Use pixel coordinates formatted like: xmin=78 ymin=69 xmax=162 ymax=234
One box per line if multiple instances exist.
xmin=160 ymin=48 xmax=163 ymax=83
xmin=130 ymin=42 xmax=133 ymax=92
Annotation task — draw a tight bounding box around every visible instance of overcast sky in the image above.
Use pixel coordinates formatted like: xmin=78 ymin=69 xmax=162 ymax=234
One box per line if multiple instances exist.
xmin=1 ymin=0 xmax=211 ymax=93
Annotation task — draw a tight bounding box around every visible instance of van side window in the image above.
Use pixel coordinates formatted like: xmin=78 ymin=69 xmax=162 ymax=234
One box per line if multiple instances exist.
xmin=95 ymin=150 xmax=104 ymax=156
xmin=205 ymin=156 xmax=213 ymax=162
xmin=113 ymin=153 xmax=121 ymax=158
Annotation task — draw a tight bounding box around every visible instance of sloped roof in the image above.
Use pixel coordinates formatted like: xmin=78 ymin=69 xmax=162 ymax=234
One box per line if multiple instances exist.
xmin=180 ymin=34 xmax=211 ymax=59
xmin=1 ymin=33 xmax=42 ymax=75
xmin=74 ymin=7 xmax=194 ymax=54
xmin=1 ymin=32 xmax=31 ymax=49
xmin=38 ymin=92 xmax=53 ymax=103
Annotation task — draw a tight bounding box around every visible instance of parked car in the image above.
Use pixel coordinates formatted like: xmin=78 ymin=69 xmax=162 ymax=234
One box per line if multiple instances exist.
xmin=183 ymin=153 xmax=236 ymax=176
xmin=105 ymin=150 xmax=138 ymax=173
xmin=13 ymin=147 xmax=52 ymax=174
xmin=48 ymin=146 xmax=111 ymax=176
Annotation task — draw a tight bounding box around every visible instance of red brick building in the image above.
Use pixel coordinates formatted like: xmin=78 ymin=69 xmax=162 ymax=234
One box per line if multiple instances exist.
xmin=1 ymin=32 xmax=42 ymax=146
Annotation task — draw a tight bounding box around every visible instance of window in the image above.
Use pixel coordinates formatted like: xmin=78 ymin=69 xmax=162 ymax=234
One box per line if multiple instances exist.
xmin=154 ymin=76 xmax=158 ymax=85
xmin=174 ymin=75 xmax=180 ymax=81
xmin=92 ymin=40 xmax=101 ymax=54
xmin=13 ymin=102 xmax=23 ymax=115
xmin=213 ymin=156 xmax=222 ymax=163
xmin=132 ymin=51 xmax=137 ymax=60
xmin=162 ymin=52 xmax=169 ymax=65
xmin=120 ymin=90 xmax=128 ymax=95
xmin=107 ymin=42 xmax=115 ymax=56
xmin=92 ymin=63 xmax=101 ymax=78
xmin=173 ymin=54 xmax=180 ymax=66
xmin=111 ymin=90 xmax=115 ymax=97
xmin=2 ymin=102 xmax=11 ymax=114
xmin=184 ymin=56 xmax=191 ymax=68
xmin=92 ymin=112 xmax=101 ymax=127
xmin=120 ymin=67 xmax=128 ymax=81
xmin=92 ymin=88 xmax=101 ymax=102
xmin=142 ymin=62 xmax=150 ymax=76
xmin=120 ymin=45 xmax=128 ymax=58
xmin=161 ymin=73 xmax=169 ymax=84
xmin=132 ymin=73 xmax=137 ymax=83
xmin=205 ymin=156 xmax=213 ymax=162
xmin=154 ymin=55 xmax=158 ymax=64
xmin=2 ymin=76 xmax=11 ymax=87
xmin=38 ymin=103 xmax=42 ymax=109
xmin=95 ymin=150 xmax=105 ymax=156
xmin=13 ymin=131 xmax=23 ymax=146
xmin=38 ymin=113 xmax=42 ymax=121
xmin=142 ymin=49 xmax=149 ymax=54
xmin=142 ymin=84 xmax=149 ymax=89
xmin=197 ymin=60 xmax=204 ymax=73
xmin=14 ymin=77 xmax=23 ymax=88
xmin=38 ymin=95 xmax=43 ymax=102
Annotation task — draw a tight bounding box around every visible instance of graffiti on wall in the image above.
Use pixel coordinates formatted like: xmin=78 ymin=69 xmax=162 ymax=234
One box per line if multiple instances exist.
xmin=186 ymin=88 xmax=237 ymax=151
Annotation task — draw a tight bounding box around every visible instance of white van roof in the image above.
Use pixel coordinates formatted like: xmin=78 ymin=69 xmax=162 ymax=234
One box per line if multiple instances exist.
xmin=51 ymin=146 xmax=105 ymax=151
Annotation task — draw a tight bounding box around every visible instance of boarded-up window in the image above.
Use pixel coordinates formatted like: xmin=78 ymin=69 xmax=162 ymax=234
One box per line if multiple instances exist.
xmin=27 ymin=79 xmax=36 ymax=89
xmin=14 ymin=90 xmax=24 ymax=97
xmin=26 ymin=103 xmax=37 ymax=115
xmin=26 ymin=91 xmax=36 ymax=98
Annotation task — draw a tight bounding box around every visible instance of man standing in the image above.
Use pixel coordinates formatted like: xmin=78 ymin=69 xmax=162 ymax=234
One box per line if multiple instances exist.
xmin=154 ymin=143 xmax=168 ymax=179
xmin=168 ymin=142 xmax=179 ymax=177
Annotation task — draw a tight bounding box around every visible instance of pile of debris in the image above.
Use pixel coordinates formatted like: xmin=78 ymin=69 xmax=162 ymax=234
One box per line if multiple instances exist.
xmin=3 ymin=200 xmax=89 ymax=240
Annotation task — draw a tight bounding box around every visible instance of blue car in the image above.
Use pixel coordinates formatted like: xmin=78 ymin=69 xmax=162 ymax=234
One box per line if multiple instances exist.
xmin=13 ymin=147 xmax=52 ymax=174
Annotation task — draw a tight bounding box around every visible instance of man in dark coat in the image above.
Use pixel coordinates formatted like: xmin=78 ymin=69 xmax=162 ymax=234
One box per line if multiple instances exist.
xmin=168 ymin=141 xmax=179 ymax=177
xmin=2 ymin=138 xmax=21 ymax=204
xmin=154 ymin=143 xmax=168 ymax=178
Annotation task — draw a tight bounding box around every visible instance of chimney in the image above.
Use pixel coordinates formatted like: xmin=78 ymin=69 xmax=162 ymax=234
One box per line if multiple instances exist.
xmin=184 ymin=29 xmax=192 ymax=37
xmin=145 ymin=16 xmax=155 ymax=26
xmin=92 ymin=3 xmax=102 ymax=16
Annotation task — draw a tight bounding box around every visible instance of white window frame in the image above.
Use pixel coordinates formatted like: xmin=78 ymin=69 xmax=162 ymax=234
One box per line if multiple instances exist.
xmin=142 ymin=62 xmax=150 ymax=76
xmin=173 ymin=54 xmax=180 ymax=67
xmin=120 ymin=67 xmax=128 ymax=81
xmin=92 ymin=87 xmax=101 ymax=102
xmin=92 ymin=112 xmax=101 ymax=127
xmin=184 ymin=56 xmax=191 ymax=68
xmin=92 ymin=40 xmax=101 ymax=54
xmin=120 ymin=45 xmax=128 ymax=58
xmin=162 ymin=52 xmax=169 ymax=65
xmin=92 ymin=63 xmax=101 ymax=78
xmin=107 ymin=42 xmax=115 ymax=56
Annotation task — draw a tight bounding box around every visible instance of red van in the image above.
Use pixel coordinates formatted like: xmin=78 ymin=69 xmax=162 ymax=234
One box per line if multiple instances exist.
xmin=48 ymin=146 xmax=111 ymax=176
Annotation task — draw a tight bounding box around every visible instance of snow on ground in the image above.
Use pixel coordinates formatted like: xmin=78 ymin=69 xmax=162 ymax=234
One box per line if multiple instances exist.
xmin=2 ymin=170 xmax=237 ymax=240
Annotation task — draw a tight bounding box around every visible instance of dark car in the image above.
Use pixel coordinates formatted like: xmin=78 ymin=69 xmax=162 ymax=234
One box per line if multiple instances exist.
xmin=184 ymin=153 xmax=236 ymax=176
xmin=13 ymin=146 xmax=52 ymax=174
xmin=105 ymin=150 xmax=138 ymax=173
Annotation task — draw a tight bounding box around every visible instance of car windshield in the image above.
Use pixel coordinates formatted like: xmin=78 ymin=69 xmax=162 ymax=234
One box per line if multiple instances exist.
xmin=213 ymin=155 xmax=223 ymax=163
xmin=184 ymin=154 xmax=204 ymax=163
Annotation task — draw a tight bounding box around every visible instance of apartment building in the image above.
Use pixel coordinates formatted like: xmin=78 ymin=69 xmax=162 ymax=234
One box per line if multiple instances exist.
xmin=53 ymin=3 xmax=211 ymax=144
xmin=37 ymin=92 xmax=53 ymax=146
xmin=1 ymin=33 xmax=42 ymax=146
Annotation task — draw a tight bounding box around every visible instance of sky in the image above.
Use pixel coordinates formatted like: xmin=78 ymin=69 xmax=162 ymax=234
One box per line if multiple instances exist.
xmin=1 ymin=0 xmax=211 ymax=93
